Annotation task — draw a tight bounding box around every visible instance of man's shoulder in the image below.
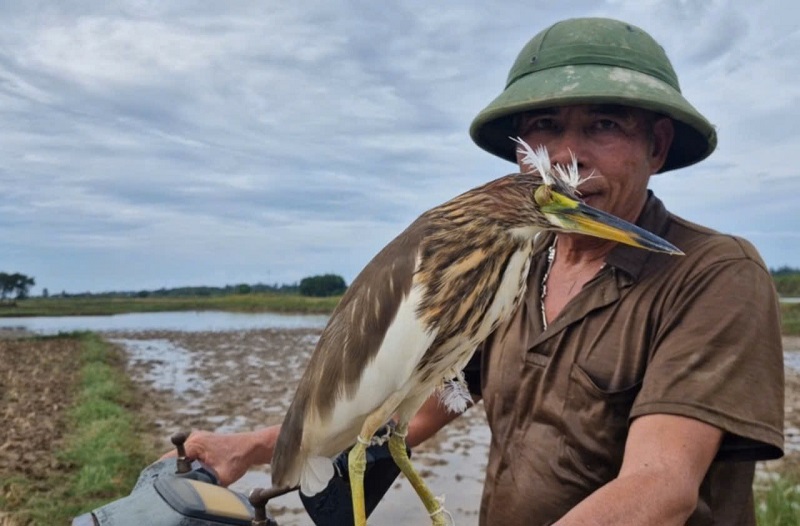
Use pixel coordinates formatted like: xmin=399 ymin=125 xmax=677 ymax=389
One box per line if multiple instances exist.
xmin=665 ymin=211 xmax=768 ymax=272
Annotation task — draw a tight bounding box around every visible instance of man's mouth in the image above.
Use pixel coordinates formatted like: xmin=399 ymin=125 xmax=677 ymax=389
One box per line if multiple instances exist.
xmin=579 ymin=191 xmax=600 ymax=206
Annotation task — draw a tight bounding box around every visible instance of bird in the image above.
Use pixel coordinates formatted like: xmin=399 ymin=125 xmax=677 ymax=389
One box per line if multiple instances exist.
xmin=271 ymin=140 xmax=682 ymax=526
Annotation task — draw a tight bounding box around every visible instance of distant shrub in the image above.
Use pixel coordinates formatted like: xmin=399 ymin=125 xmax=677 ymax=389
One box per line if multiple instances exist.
xmin=299 ymin=274 xmax=347 ymax=297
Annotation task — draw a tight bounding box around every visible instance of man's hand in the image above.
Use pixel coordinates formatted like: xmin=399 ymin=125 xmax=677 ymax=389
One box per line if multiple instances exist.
xmin=160 ymin=427 xmax=280 ymax=487
xmin=157 ymin=395 xmax=466 ymax=488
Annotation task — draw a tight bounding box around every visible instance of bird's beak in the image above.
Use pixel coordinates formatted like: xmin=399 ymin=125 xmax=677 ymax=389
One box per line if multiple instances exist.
xmin=535 ymin=186 xmax=683 ymax=255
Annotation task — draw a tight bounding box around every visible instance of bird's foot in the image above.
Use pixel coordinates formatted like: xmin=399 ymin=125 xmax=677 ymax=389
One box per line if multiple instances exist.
xmin=348 ymin=438 xmax=369 ymax=526
xmin=365 ymin=421 xmax=394 ymax=447
xmin=388 ymin=430 xmax=455 ymax=525
xmin=429 ymin=495 xmax=455 ymax=526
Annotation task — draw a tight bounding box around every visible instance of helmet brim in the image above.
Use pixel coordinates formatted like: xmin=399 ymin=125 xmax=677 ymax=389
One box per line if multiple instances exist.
xmin=470 ymin=64 xmax=717 ymax=173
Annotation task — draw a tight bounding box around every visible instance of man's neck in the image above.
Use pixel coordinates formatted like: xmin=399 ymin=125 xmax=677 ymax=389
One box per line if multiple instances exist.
xmin=552 ymin=233 xmax=617 ymax=267
xmin=542 ymin=234 xmax=613 ymax=325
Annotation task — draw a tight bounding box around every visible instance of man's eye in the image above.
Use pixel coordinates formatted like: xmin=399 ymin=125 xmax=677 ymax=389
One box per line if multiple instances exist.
xmin=519 ymin=118 xmax=556 ymax=134
xmin=532 ymin=119 xmax=556 ymax=130
xmin=594 ymin=119 xmax=619 ymax=131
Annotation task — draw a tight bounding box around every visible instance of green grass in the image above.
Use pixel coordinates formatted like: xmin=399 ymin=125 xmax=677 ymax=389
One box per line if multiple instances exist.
xmin=3 ymin=333 xmax=153 ymax=525
xmin=0 ymin=292 xmax=341 ymax=317
xmin=782 ymin=303 xmax=800 ymax=336
xmin=757 ymin=474 xmax=800 ymax=526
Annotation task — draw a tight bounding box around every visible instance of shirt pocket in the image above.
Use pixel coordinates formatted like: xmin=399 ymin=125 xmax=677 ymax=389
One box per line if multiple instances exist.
xmin=557 ymin=362 xmax=642 ymax=486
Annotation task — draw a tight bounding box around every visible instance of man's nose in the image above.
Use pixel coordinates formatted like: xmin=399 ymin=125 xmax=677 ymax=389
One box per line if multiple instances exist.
xmin=547 ymin=128 xmax=585 ymax=168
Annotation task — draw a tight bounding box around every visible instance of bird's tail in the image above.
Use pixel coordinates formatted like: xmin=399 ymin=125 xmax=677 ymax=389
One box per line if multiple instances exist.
xmin=271 ymin=392 xmax=306 ymax=489
xmin=270 ymin=443 xmax=301 ymax=489
xmin=272 ymin=388 xmax=336 ymax=495
xmin=272 ymin=442 xmax=334 ymax=496
xmin=299 ymin=456 xmax=335 ymax=496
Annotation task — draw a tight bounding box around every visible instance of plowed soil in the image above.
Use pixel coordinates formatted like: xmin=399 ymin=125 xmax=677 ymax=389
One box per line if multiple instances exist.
xmin=0 ymin=336 xmax=82 ymax=523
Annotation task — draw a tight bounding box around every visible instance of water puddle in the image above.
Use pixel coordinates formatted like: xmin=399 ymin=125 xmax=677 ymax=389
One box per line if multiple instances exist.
xmin=785 ymin=352 xmax=800 ymax=372
xmin=111 ymin=338 xmax=207 ymax=395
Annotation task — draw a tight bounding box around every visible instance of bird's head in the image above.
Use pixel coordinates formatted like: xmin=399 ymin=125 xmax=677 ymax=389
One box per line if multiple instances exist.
xmin=513 ymin=138 xmax=682 ymax=255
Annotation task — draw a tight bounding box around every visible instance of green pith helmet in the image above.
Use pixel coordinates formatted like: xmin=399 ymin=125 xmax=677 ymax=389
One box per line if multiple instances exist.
xmin=470 ymin=17 xmax=717 ymax=173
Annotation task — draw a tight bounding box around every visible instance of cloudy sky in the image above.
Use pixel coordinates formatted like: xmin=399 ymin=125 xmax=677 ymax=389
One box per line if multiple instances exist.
xmin=2 ymin=0 xmax=798 ymax=294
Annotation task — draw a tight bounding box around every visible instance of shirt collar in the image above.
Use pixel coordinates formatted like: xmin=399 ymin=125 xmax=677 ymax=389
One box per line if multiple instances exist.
xmin=605 ymin=191 xmax=671 ymax=283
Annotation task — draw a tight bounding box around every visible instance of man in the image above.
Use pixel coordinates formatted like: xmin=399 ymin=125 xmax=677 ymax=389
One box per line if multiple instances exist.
xmin=175 ymin=18 xmax=784 ymax=525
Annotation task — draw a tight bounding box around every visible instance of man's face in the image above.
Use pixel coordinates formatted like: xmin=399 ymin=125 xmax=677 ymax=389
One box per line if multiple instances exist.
xmin=514 ymin=104 xmax=674 ymax=224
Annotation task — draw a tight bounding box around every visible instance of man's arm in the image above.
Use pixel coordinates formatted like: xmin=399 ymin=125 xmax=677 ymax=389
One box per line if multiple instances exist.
xmin=555 ymin=414 xmax=723 ymax=526
xmin=406 ymin=393 xmax=480 ymax=447
xmin=169 ymin=392 xmax=468 ymax=487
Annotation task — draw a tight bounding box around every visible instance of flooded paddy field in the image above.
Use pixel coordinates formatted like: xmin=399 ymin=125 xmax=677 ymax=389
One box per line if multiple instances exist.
xmin=110 ymin=328 xmax=488 ymax=525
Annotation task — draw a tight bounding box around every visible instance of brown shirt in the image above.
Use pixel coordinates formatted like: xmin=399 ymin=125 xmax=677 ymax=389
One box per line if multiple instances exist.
xmin=477 ymin=193 xmax=784 ymax=526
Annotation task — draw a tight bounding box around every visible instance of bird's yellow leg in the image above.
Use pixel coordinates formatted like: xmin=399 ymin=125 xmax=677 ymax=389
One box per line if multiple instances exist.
xmin=348 ymin=436 xmax=370 ymax=526
xmin=389 ymin=423 xmax=454 ymax=526
xmin=350 ymin=393 xmax=406 ymax=526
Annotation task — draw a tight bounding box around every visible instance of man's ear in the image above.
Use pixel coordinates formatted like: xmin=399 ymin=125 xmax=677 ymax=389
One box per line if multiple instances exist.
xmin=651 ymin=117 xmax=675 ymax=172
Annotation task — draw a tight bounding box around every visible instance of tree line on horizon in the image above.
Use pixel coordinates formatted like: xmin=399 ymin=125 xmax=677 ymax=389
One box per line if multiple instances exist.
xmin=25 ymin=273 xmax=349 ymax=299
xmin=8 ymin=267 xmax=800 ymax=300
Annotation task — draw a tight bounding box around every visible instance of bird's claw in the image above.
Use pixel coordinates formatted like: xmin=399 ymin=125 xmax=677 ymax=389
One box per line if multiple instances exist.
xmin=430 ymin=495 xmax=456 ymax=526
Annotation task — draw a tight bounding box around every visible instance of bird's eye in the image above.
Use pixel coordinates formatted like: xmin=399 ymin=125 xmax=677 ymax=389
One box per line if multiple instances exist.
xmin=534 ymin=184 xmax=552 ymax=207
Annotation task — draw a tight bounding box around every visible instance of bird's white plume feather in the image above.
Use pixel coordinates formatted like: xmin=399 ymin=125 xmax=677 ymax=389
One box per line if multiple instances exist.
xmin=437 ymin=372 xmax=472 ymax=414
xmin=512 ymin=137 xmax=589 ymax=192
xmin=553 ymin=151 xmax=584 ymax=190
xmin=512 ymin=137 xmax=554 ymax=185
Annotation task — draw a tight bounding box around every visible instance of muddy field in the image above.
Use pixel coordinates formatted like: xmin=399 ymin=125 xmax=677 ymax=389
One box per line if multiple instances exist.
xmin=0 ymin=336 xmax=82 ymax=487
xmin=2 ymin=330 xmax=799 ymax=525
xmin=111 ymin=329 xmax=488 ymax=525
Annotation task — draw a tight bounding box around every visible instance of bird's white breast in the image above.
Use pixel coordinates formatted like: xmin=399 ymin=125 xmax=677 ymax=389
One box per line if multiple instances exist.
xmin=306 ymin=283 xmax=437 ymax=453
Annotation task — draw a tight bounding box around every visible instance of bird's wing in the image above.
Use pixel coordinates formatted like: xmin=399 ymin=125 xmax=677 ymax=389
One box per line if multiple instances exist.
xmin=272 ymin=216 xmax=433 ymax=488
